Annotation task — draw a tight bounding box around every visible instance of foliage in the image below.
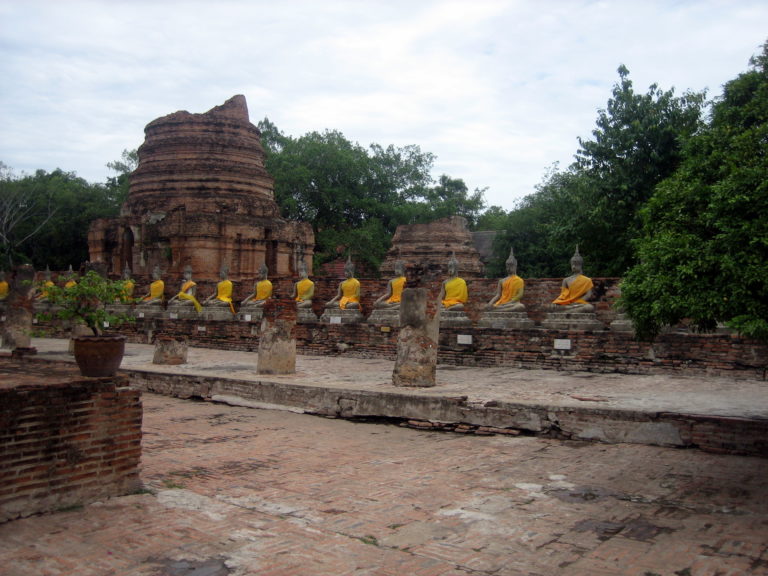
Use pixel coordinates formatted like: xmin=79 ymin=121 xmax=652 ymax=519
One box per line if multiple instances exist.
xmin=258 ymin=119 xmax=486 ymax=273
xmin=38 ymin=270 xmax=133 ymax=336
xmin=620 ymin=42 xmax=768 ymax=342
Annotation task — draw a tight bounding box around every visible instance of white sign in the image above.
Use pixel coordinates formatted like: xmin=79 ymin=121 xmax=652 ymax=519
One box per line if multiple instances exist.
xmin=554 ymin=338 xmax=572 ymax=350
xmin=330 ymin=316 xmax=342 ymax=324
xmin=197 ymin=325 xmax=206 ymax=332
xmin=457 ymin=334 xmax=473 ymax=345
xmin=169 ymin=312 xmax=178 ymax=320
xmin=243 ymin=314 xmax=252 ymax=322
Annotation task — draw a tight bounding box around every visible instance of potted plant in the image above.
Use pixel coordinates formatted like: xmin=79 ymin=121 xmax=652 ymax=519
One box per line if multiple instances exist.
xmin=40 ymin=270 xmax=133 ymax=377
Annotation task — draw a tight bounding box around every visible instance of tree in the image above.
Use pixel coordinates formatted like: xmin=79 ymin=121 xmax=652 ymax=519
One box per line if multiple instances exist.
xmin=104 ymin=148 xmax=138 ymax=207
xmin=0 ymin=163 xmax=58 ymax=268
xmin=417 ymin=175 xmax=486 ymax=228
xmin=566 ymin=66 xmax=705 ymax=275
xmin=620 ymin=42 xmax=768 ymax=342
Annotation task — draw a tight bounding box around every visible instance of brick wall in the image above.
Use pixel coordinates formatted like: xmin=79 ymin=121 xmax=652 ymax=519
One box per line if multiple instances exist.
xmin=0 ymin=372 xmax=142 ymax=522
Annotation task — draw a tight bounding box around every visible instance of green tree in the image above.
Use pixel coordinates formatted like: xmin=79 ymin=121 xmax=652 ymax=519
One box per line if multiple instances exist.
xmin=417 ymin=175 xmax=486 ymax=227
xmin=620 ymin=43 xmax=768 ymax=342
xmin=104 ymin=148 xmax=137 ymax=207
xmin=564 ymin=66 xmax=705 ymax=276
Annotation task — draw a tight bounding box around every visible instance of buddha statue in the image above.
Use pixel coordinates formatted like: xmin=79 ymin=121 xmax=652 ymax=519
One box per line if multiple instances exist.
xmin=63 ymin=265 xmax=78 ymax=288
xmin=140 ymin=266 xmax=165 ymax=305
xmin=551 ymin=246 xmax=594 ymax=312
xmin=0 ymin=271 xmax=9 ymax=301
xmin=374 ymin=260 xmax=406 ymax=310
xmin=440 ymin=253 xmax=468 ymax=310
xmin=292 ymin=262 xmax=315 ymax=309
xmin=118 ymin=265 xmax=135 ymax=302
xmin=204 ymin=266 xmax=235 ymax=314
xmin=326 ymin=256 xmax=361 ymax=310
xmin=35 ymin=268 xmax=55 ymax=300
xmin=241 ymin=264 xmax=272 ymax=308
xmin=487 ymin=247 xmax=525 ymax=311
xmin=168 ymin=265 xmax=202 ymax=312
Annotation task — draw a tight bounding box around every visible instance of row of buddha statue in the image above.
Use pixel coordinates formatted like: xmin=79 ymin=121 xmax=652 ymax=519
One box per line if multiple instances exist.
xmin=3 ymin=247 xmax=598 ymax=329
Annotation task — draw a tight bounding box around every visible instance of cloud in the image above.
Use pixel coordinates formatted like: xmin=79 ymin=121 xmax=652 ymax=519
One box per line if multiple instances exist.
xmin=0 ymin=0 xmax=766 ymax=210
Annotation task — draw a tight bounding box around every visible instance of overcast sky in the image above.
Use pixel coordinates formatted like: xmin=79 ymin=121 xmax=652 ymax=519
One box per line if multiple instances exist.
xmin=1 ymin=1 xmax=766 ymax=211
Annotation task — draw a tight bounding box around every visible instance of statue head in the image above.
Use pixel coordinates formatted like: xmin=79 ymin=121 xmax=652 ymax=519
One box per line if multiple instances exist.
xmin=259 ymin=263 xmax=269 ymax=280
xmin=570 ymin=246 xmax=584 ymax=273
xmin=298 ymin=261 xmax=308 ymax=280
xmin=394 ymin=260 xmax=405 ymax=277
xmin=447 ymin=252 xmax=459 ymax=277
xmin=183 ymin=265 xmax=193 ymax=280
xmin=505 ymin=247 xmax=518 ymax=275
xmin=152 ymin=265 xmax=161 ymax=281
xmin=344 ymin=255 xmax=355 ymax=279
xmin=219 ymin=265 xmax=229 ymax=280
xmin=122 ymin=264 xmax=132 ymax=280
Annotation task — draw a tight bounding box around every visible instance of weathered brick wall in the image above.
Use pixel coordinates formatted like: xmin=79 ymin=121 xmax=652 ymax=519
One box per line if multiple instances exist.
xmin=0 ymin=376 xmax=142 ymax=522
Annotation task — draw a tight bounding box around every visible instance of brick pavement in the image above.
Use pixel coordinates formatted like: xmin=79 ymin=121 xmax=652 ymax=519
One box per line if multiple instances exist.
xmin=1 ymin=392 xmax=767 ymax=575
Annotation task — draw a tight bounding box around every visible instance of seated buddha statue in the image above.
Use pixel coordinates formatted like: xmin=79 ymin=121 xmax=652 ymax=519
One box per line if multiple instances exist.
xmin=241 ymin=264 xmax=272 ymax=308
xmin=0 ymin=270 xmax=9 ymax=301
xmin=35 ymin=268 xmax=55 ymax=301
xmin=292 ymin=262 xmax=315 ymax=309
xmin=203 ymin=266 xmax=235 ymax=314
xmin=374 ymin=260 xmax=406 ymax=310
xmin=551 ymin=246 xmax=594 ymax=312
xmin=63 ymin=265 xmax=78 ymax=289
xmin=487 ymin=247 xmax=525 ymax=311
xmin=117 ymin=265 xmax=135 ymax=303
xmin=168 ymin=265 xmax=202 ymax=312
xmin=140 ymin=266 xmax=165 ymax=305
xmin=440 ymin=253 xmax=468 ymax=311
xmin=326 ymin=256 xmax=361 ymax=310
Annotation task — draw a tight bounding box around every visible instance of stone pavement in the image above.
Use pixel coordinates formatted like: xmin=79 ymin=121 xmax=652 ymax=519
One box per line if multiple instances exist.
xmin=1 ymin=392 xmax=767 ymax=576
xmin=26 ymin=338 xmax=768 ymax=455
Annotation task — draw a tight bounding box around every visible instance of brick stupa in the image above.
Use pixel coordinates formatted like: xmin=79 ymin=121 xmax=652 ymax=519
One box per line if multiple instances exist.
xmin=89 ymin=95 xmax=313 ymax=281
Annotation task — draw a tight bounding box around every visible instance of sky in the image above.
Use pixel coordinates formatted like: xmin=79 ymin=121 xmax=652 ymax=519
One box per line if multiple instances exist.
xmin=1 ymin=1 xmax=766 ymax=211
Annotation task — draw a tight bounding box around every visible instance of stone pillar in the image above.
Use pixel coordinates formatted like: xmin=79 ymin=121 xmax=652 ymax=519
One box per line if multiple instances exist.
xmin=392 ymin=288 xmax=440 ymax=387
xmin=257 ymin=297 xmax=297 ymax=375
xmin=1 ymin=265 xmax=36 ymax=352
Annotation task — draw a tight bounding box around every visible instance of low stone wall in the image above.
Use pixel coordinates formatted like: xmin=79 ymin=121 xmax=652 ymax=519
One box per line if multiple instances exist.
xmin=0 ymin=364 xmax=142 ymax=522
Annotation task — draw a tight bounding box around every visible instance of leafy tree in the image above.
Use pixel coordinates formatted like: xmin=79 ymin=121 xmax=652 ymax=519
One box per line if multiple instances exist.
xmin=0 ymin=162 xmax=58 ymax=268
xmin=620 ymin=42 xmax=768 ymax=342
xmin=416 ymin=175 xmax=486 ymax=228
xmin=104 ymin=148 xmax=138 ymax=207
xmin=568 ymin=65 xmax=706 ymax=275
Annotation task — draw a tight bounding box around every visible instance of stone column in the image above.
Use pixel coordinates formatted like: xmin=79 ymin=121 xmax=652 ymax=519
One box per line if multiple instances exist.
xmin=392 ymin=288 xmax=440 ymax=387
xmin=257 ymin=297 xmax=297 ymax=375
xmin=2 ymin=265 xmax=37 ymax=352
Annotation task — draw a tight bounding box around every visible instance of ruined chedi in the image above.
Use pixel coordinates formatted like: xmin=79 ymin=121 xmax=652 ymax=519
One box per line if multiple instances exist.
xmin=89 ymin=95 xmax=314 ymax=281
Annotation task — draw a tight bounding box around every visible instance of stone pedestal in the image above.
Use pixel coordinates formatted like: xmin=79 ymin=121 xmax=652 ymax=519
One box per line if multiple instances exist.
xmin=542 ymin=310 xmax=604 ymax=331
xmin=153 ymin=336 xmax=188 ymax=365
xmin=2 ymin=265 xmax=37 ymax=351
xmin=367 ymin=308 xmax=400 ymax=327
xmin=200 ymin=306 xmax=235 ymax=321
xmin=439 ymin=309 xmax=472 ymax=328
xmin=166 ymin=304 xmax=200 ymax=320
xmin=257 ymin=298 xmax=297 ymax=375
xmin=237 ymin=307 xmax=265 ymax=323
xmin=478 ymin=310 xmax=535 ymax=329
xmin=392 ymin=288 xmax=439 ymax=387
xmin=134 ymin=305 xmax=165 ymax=320
xmin=297 ymin=308 xmax=319 ymax=323
xmin=320 ymin=307 xmax=364 ymax=324
xmin=610 ymin=312 xmax=635 ymax=333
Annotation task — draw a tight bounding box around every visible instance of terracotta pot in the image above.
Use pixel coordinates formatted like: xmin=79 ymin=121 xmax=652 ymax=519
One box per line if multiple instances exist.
xmin=72 ymin=334 xmax=127 ymax=377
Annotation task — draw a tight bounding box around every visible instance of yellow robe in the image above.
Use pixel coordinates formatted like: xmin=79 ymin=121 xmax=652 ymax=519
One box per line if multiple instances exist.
xmin=339 ymin=278 xmax=360 ymax=310
xmin=255 ymin=279 xmax=273 ymax=301
xmin=37 ymin=280 xmax=54 ymax=300
xmin=0 ymin=280 xmax=8 ymax=300
xmin=495 ymin=275 xmax=524 ymax=306
xmin=144 ymin=280 xmax=164 ymax=301
xmin=442 ymin=277 xmax=468 ymax=307
xmin=553 ymin=274 xmax=593 ymax=305
xmin=214 ymin=279 xmax=235 ymax=314
xmin=177 ymin=280 xmax=202 ymax=312
xmin=387 ymin=276 xmax=406 ymax=304
xmin=121 ymin=280 xmax=135 ymax=301
xmin=295 ymin=278 xmax=314 ymax=302
xmin=64 ymin=280 xmax=77 ymax=288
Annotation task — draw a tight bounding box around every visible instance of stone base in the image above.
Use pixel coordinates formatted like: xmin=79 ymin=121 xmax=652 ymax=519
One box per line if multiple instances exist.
xmin=439 ymin=309 xmax=472 ymax=328
xmin=610 ymin=313 xmax=635 ymax=333
xmin=367 ymin=308 xmax=401 ymax=326
xmin=166 ymin=305 xmax=200 ymax=320
xmin=320 ymin=308 xmax=364 ymax=324
xmin=542 ymin=311 xmax=605 ymax=331
xmin=478 ymin=311 xmax=535 ymax=330
xmin=153 ymin=336 xmax=188 ymax=365
xmin=237 ymin=307 xmax=265 ymax=323
xmin=134 ymin=305 xmax=165 ymax=319
xmin=297 ymin=308 xmax=319 ymax=323
xmin=200 ymin=306 xmax=236 ymax=321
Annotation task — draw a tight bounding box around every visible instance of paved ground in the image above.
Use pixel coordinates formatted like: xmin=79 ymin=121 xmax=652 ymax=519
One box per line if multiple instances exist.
xmin=27 ymin=338 xmax=768 ymax=419
xmin=1 ymin=392 xmax=767 ymax=576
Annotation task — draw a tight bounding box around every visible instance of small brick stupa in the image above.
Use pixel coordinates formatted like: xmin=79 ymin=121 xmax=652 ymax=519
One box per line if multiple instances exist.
xmin=379 ymin=216 xmax=484 ymax=281
xmin=89 ymin=95 xmax=314 ymax=281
